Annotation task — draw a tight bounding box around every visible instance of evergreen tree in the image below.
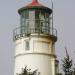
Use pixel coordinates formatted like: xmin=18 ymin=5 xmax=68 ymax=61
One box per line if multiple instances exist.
xmin=17 ymin=66 xmax=40 ymax=75
xmin=62 ymin=48 xmax=72 ymax=75
xmin=73 ymin=68 xmax=75 ymax=75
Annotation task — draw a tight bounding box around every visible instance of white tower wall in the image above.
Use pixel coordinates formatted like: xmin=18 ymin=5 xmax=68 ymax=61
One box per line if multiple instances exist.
xmin=14 ymin=35 xmax=56 ymax=75
xmin=15 ymin=35 xmax=55 ymax=55
xmin=14 ymin=54 xmax=55 ymax=75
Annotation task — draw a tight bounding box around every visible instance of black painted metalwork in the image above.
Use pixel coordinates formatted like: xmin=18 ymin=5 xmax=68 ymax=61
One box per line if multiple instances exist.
xmin=13 ymin=20 xmax=57 ymax=40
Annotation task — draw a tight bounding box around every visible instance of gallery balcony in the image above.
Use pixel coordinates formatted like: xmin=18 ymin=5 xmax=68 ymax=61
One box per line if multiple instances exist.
xmin=13 ymin=26 xmax=57 ymax=41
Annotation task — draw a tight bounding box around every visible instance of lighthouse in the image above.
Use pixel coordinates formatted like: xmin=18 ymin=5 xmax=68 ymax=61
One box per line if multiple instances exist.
xmin=13 ymin=0 xmax=58 ymax=75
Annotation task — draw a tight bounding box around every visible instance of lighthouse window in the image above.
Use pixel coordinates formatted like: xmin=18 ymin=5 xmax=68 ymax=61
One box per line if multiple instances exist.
xmin=35 ymin=10 xmax=40 ymax=32
xmin=29 ymin=11 xmax=35 ymax=20
xmin=20 ymin=11 xmax=29 ymax=27
xmin=25 ymin=11 xmax=29 ymax=19
xmin=35 ymin=10 xmax=40 ymax=19
xmin=25 ymin=40 xmax=30 ymax=50
xmin=29 ymin=11 xmax=35 ymax=30
xmin=39 ymin=11 xmax=45 ymax=20
xmin=52 ymin=43 xmax=55 ymax=54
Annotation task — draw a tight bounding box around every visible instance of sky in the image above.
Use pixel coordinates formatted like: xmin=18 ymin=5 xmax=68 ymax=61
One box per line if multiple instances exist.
xmin=0 ymin=0 xmax=75 ymax=75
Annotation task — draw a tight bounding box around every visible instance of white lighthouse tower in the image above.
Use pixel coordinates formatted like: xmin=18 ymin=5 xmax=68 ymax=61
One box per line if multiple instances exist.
xmin=13 ymin=0 xmax=58 ymax=75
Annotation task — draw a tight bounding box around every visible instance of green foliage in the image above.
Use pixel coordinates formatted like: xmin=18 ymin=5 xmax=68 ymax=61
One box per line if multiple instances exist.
xmin=73 ymin=68 xmax=75 ymax=75
xmin=62 ymin=48 xmax=72 ymax=75
xmin=17 ymin=66 xmax=40 ymax=75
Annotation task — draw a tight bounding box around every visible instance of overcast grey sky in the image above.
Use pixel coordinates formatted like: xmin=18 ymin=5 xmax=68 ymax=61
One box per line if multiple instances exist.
xmin=0 ymin=0 xmax=75 ymax=75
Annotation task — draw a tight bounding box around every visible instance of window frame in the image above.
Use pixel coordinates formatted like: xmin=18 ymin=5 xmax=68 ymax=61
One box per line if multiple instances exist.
xmin=25 ymin=40 xmax=30 ymax=51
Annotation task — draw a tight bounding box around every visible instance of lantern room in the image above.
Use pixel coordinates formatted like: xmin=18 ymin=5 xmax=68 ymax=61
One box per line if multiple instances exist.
xmin=13 ymin=0 xmax=57 ymax=41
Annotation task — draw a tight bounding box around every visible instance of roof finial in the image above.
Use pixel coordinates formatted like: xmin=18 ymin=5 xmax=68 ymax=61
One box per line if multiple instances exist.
xmin=32 ymin=0 xmax=38 ymax=2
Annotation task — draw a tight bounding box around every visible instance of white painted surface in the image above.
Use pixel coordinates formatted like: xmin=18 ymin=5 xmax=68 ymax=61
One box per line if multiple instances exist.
xmin=14 ymin=54 xmax=55 ymax=75
xmin=14 ymin=35 xmax=57 ymax=75
xmin=15 ymin=36 xmax=55 ymax=56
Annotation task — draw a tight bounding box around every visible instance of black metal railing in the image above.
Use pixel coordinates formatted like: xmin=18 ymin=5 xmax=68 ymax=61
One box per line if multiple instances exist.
xmin=13 ymin=19 xmax=57 ymax=40
xmin=13 ymin=26 xmax=57 ymax=40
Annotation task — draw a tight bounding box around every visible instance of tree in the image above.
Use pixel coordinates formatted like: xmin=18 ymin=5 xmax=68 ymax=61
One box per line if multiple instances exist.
xmin=62 ymin=48 xmax=72 ymax=75
xmin=17 ymin=66 xmax=40 ymax=75
xmin=73 ymin=68 xmax=75 ymax=75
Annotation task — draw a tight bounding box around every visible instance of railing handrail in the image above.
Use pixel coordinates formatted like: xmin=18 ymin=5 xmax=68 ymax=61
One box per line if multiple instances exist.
xmin=13 ymin=26 xmax=57 ymax=39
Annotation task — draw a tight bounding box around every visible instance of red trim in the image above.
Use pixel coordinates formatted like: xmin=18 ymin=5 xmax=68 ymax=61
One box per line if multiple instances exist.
xmin=26 ymin=0 xmax=44 ymax=7
xmin=18 ymin=0 xmax=52 ymax=14
xmin=32 ymin=0 xmax=38 ymax=2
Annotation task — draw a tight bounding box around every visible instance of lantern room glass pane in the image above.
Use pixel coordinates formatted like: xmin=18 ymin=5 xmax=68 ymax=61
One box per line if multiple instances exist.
xmin=35 ymin=10 xmax=50 ymax=34
xmin=20 ymin=11 xmax=29 ymax=26
xmin=20 ymin=10 xmax=50 ymax=35
xmin=29 ymin=11 xmax=35 ymax=31
xmin=35 ymin=10 xmax=40 ymax=33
